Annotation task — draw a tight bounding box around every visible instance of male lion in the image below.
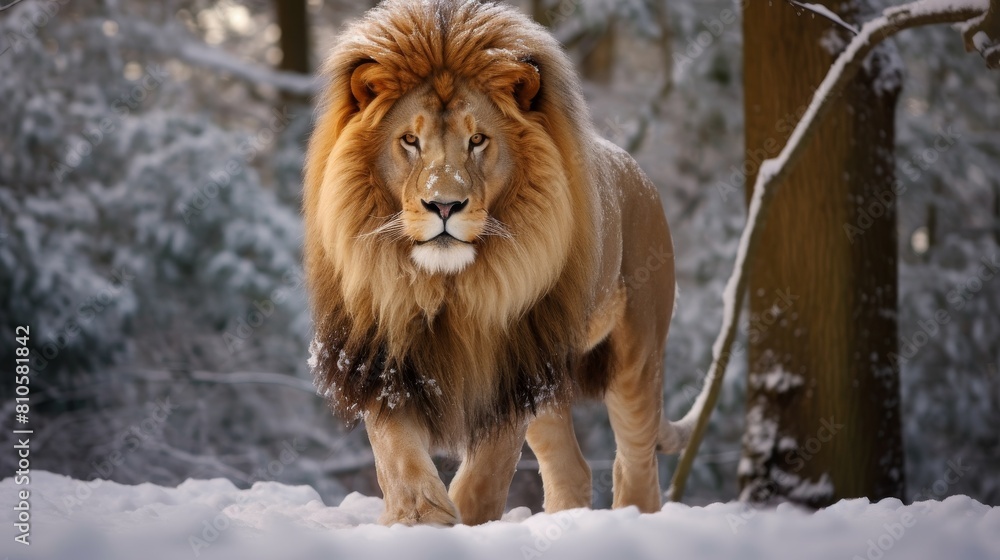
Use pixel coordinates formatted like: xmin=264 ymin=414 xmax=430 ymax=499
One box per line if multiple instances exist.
xmin=304 ymin=0 xmax=693 ymax=526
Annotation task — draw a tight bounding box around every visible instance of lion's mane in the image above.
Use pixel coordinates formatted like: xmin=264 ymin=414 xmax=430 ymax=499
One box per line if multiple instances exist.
xmin=304 ymin=0 xmax=611 ymax=445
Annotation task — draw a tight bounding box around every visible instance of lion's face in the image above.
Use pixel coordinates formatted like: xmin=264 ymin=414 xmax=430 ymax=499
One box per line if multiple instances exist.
xmin=373 ymin=82 xmax=514 ymax=275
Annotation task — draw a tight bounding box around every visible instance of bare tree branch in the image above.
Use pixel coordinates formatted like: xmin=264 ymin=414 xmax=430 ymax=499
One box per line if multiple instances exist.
xmin=786 ymin=1 xmax=859 ymax=34
xmin=129 ymin=368 xmax=318 ymax=394
xmin=121 ymin=18 xmax=318 ymax=96
xmin=667 ymin=0 xmax=989 ymax=503
xmin=960 ymin=0 xmax=1000 ymax=67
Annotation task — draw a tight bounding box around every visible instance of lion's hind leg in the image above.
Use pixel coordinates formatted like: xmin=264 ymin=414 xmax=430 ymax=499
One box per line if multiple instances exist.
xmin=525 ymin=405 xmax=592 ymax=512
xmin=603 ymin=344 xmax=664 ymax=513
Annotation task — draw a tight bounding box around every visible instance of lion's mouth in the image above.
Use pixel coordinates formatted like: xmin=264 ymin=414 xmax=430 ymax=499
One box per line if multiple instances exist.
xmin=416 ymin=232 xmax=470 ymax=247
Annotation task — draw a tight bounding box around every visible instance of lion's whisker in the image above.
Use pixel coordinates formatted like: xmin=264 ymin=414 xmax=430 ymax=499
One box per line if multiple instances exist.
xmin=479 ymin=216 xmax=514 ymax=240
xmin=357 ymin=213 xmax=405 ymax=240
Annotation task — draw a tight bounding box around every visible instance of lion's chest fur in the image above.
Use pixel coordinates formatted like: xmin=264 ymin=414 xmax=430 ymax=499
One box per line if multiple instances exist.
xmin=310 ymin=271 xmax=588 ymax=446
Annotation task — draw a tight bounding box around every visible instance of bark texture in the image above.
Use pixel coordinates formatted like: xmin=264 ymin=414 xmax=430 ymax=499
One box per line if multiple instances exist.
xmin=740 ymin=0 xmax=906 ymax=507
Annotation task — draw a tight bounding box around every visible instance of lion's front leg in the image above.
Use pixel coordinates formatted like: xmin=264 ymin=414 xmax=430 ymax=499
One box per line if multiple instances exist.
xmin=368 ymin=413 xmax=460 ymax=526
xmin=526 ymin=405 xmax=592 ymax=512
xmin=448 ymin=427 xmax=526 ymax=525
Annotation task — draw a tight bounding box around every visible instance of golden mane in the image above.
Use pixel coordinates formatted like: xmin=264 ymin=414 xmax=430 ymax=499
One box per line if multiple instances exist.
xmin=303 ymin=0 xmax=606 ymax=446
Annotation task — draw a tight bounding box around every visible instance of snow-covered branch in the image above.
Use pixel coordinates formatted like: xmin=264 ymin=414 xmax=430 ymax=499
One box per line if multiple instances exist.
xmin=121 ymin=18 xmax=318 ymax=96
xmin=787 ymin=1 xmax=859 ymax=34
xmin=128 ymin=368 xmax=318 ymax=394
xmin=960 ymin=0 xmax=1000 ymax=67
xmin=667 ymin=0 xmax=991 ymax=503
xmin=173 ymin=39 xmax=319 ymax=96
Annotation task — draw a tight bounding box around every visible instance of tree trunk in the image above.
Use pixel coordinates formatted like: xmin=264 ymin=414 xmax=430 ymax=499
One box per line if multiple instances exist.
xmin=739 ymin=0 xmax=906 ymax=507
xmin=274 ymin=0 xmax=310 ymax=75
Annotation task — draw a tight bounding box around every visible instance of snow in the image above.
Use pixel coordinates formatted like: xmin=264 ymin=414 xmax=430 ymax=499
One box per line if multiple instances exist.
xmin=783 ymin=471 xmax=835 ymax=502
xmin=868 ymin=41 xmax=906 ymax=98
xmin=307 ymin=338 xmax=325 ymax=371
xmin=2 ymin=472 xmax=998 ymax=560
xmin=748 ymin=366 xmax=805 ymax=393
xmin=885 ymin=0 xmax=988 ymax=19
xmin=790 ymin=1 xmax=859 ymax=33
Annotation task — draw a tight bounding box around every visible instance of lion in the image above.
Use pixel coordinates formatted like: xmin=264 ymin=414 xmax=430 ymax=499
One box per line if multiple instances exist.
xmin=304 ymin=0 xmax=693 ymax=526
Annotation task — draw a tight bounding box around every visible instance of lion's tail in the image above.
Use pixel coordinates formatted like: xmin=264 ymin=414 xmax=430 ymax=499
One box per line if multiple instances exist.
xmin=657 ymin=416 xmax=694 ymax=455
xmin=655 ymin=282 xmax=700 ymax=456
xmin=656 ymin=387 xmax=710 ymax=455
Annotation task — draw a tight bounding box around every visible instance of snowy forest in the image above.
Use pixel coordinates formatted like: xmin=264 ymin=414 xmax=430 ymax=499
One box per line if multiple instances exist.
xmin=1 ymin=0 xmax=998 ymax=545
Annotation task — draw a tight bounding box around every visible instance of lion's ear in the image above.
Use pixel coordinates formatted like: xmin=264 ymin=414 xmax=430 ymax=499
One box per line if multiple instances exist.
xmin=513 ymin=59 xmax=541 ymax=112
xmin=350 ymin=61 xmax=385 ymax=112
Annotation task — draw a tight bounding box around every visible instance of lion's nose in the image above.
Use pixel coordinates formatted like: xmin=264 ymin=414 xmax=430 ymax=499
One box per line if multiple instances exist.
xmin=421 ymin=199 xmax=468 ymax=221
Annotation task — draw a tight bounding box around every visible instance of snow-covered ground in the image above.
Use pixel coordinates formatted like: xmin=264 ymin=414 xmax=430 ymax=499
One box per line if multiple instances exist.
xmin=2 ymin=472 xmax=998 ymax=560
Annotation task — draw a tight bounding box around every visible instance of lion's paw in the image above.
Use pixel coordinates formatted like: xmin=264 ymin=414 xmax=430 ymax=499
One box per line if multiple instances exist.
xmin=379 ymin=480 xmax=461 ymax=527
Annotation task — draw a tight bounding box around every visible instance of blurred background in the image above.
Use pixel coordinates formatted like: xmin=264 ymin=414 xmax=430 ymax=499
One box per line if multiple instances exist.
xmin=0 ymin=0 xmax=997 ymax=510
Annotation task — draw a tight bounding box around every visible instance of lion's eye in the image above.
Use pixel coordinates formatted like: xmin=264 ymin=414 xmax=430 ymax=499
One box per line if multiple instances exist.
xmin=469 ymin=133 xmax=488 ymax=152
xmin=401 ymin=133 xmax=420 ymax=151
